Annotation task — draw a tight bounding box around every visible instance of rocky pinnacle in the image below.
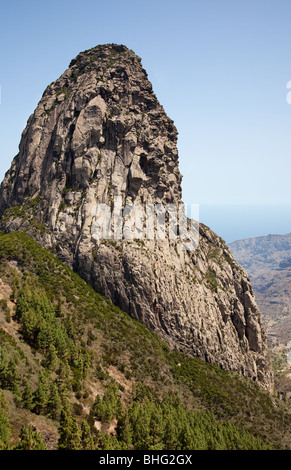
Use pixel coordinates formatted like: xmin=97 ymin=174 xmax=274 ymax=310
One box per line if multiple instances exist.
xmin=0 ymin=44 xmax=273 ymax=389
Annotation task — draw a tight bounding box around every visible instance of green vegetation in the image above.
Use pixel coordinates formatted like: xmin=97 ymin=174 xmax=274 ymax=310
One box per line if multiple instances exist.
xmin=1 ymin=197 xmax=48 ymax=236
xmin=0 ymin=391 xmax=10 ymax=449
xmin=68 ymin=45 xmax=128 ymax=84
xmin=56 ymin=85 xmax=71 ymax=101
xmin=61 ymin=185 xmax=81 ymax=197
xmin=89 ymin=383 xmax=271 ymax=450
xmin=15 ymin=425 xmax=47 ymax=450
xmin=0 ymin=231 xmax=290 ymax=450
xmin=205 ymin=268 xmax=220 ymax=292
xmin=44 ymin=85 xmax=71 ymax=115
xmin=1 ymin=196 xmax=41 ymax=221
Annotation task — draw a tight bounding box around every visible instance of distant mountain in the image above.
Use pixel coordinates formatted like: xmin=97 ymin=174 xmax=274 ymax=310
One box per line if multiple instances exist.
xmin=229 ymin=233 xmax=291 ymax=344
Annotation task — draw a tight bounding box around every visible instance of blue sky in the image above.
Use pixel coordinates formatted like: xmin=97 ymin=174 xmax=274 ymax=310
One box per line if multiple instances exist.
xmin=1 ymin=0 xmax=291 ymax=241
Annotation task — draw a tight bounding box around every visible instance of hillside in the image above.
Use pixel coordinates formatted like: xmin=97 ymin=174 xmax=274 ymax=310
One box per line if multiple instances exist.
xmin=229 ymin=233 xmax=291 ymax=344
xmin=0 ymin=231 xmax=290 ymax=450
xmin=229 ymin=233 xmax=291 ymax=404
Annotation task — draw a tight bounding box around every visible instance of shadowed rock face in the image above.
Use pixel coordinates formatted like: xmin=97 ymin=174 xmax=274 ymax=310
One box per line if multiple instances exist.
xmin=0 ymin=44 xmax=273 ymax=389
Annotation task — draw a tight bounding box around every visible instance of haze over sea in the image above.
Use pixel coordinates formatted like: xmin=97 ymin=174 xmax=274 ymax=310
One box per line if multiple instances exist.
xmin=197 ymin=204 xmax=291 ymax=244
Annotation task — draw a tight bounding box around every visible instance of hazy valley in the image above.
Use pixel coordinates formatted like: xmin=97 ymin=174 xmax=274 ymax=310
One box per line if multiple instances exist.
xmin=229 ymin=233 xmax=291 ymax=403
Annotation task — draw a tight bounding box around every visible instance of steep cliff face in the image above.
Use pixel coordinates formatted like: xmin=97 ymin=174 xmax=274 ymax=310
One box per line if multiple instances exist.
xmin=0 ymin=44 xmax=273 ymax=389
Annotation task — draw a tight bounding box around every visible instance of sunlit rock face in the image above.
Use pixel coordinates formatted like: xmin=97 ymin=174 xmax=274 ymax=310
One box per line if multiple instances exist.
xmin=0 ymin=44 xmax=273 ymax=390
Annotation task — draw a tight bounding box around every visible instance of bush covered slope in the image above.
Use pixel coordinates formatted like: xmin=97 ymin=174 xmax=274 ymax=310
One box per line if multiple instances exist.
xmin=0 ymin=231 xmax=290 ymax=450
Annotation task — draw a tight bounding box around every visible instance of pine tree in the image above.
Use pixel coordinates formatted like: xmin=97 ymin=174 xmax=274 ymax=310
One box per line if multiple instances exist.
xmin=180 ymin=422 xmax=194 ymax=450
xmin=116 ymin=409 xmax=132 ymax=449
xmin=149 ymin=405 xmax=164 ymax=449
xmin=164 ymin=414 xmax=178 ymax=450
xmin=57 ymin=359 xmax=71 ymax=381
xmin=21 ymin=309 xmax=37 ymax=343
xmin=81 ymin=420 xmax=95 ymax=450
xmin=97 ymin=431 xmax=121 ymax=450
xmin=47 ymin=383 xmax=62 ymax=420
xmin=33 ymin=373 xmax=48 ymax=415
xmin=16 ymin=425 xmax=47 ymax=450
xmin=0 ymin=391 xmax=10 ymax=449
xmin=131 ymin=404 xmax=151 ymax=450
xmin=101 ymin=383 xmax=122 ymax=422
xmin=10 ymin=274 xmax=20 ymax=302
xmin=46 ymin=344 xmax=59 ymax=371
xmin=22 ymin=379 xmax=34 ymax=411
xmin=92 ymin=394 xmax=103 ymax=420
xmin=0 ymin=358 xmax=20 ymax=394
xmin=58 ymin=410 xmax=82 ymax=450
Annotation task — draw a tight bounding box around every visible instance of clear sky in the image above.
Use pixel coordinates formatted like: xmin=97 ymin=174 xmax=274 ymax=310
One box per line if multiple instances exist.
xmin=1 ymin=0 xmax=291 ymax=241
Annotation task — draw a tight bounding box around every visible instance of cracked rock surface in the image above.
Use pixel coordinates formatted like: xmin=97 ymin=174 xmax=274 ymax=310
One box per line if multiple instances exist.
xmin=0 ymin=44 xmax=273 ymax=389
